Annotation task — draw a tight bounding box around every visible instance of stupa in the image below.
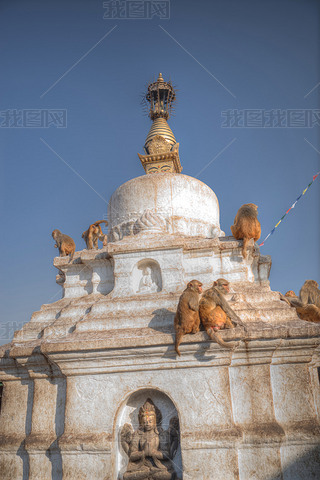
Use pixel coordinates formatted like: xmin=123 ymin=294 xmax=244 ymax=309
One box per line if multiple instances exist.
xmin=0 ymin=74 xmax=320 ymax=480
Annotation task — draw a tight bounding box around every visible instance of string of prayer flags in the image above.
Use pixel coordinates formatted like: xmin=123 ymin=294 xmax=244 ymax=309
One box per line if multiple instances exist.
xmin=259 ymin=171 xmax=320 ymax=247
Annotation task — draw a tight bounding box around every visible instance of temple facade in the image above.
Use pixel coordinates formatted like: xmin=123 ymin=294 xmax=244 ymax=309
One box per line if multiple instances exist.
xmin=0 ymin=74 xmax=319 ymax=480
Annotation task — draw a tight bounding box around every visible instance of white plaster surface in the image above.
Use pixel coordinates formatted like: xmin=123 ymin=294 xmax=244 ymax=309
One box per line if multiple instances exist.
xmin=0 ymin=173 xmax=320 ymax=480
xmin=108 ymin=173 xmax=223 ymax=240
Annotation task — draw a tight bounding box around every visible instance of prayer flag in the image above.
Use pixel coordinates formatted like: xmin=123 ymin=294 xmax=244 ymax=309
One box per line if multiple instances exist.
xmin=259 ymin=170 xmax=319 ymax=247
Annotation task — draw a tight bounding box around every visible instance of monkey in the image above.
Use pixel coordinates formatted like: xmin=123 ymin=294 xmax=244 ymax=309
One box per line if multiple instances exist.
xmin=230 ymin=203 xmax=261 ymax=259
xmin=52 ymin=229 xmax=75 ymax=258
xmin=279 ymin=290 xmax=301 ymax=308
xmin=280 ymin=289 xmax=320 ymax=323
xmin=174 ymin=280 xmax=203 ymax=356
xmin=202 ymin=305 xmax=234 ymax=331
xmin=82 ymin=220 xmax=108 ymax=250
xmin=299 ymin=280 xmax=320 ymax=309
xmin=285 ymin=290 xmax=296 ymax=299
xmin=199 ymin=278 xmax=244 ymax=349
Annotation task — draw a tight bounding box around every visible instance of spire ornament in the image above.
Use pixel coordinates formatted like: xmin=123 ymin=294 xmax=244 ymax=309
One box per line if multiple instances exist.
xmin=138 ymin=73 xmax=182 ymax=174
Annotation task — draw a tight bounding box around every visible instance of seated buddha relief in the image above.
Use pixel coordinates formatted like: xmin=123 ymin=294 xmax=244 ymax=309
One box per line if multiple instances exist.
xmin=120 ymin=398 xmax=181 ymax=480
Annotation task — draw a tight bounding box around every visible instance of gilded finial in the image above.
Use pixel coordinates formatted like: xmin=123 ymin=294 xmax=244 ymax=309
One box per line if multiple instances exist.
xmin=145 ymin=73 xmax=176 ymax=121
xmin=138 ymin=73 xmax=182 ymax=174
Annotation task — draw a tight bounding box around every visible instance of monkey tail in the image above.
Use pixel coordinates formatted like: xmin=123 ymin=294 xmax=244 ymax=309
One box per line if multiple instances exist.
xmin=94 ymin=220 xmax=108 ymax=226
xmin=279 ymin=293 xmax=291 ymax=306
xmin=174 ymin=329 xmax=183 ymax=357
xmin=242 ymin=237 xmax=249 ymax=259
xmin=207 ymin=328 xmax=239 ymax=350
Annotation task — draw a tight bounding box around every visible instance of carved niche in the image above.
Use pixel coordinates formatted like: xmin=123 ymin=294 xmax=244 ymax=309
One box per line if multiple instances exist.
xmin=117 ymin=389 xmax=182 ymax=480
xmin=132 ymin=259 xmax=162 ymax=295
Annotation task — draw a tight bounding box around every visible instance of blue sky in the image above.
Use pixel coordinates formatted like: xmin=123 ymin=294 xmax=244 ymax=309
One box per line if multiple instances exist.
xmin=0 ymin=0 xmax=319 ymax=345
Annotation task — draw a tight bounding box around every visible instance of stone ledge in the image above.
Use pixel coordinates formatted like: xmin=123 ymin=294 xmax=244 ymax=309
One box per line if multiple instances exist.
xmin=53 ymin=248 xmax=110 ymax=267
xmin=9 ymin=325 xmax=320 ymax=355
xmin=38 ymin=325 xmax=320 ymax=351
xmin=4 ymin=325 xmax=320 ymax=378
xmin=0 ymin=435 xmax=27 ymax=449
xmin=52 ymin=235 xmax=260 ymax=265
xmin=25 ymin=434 xmax=58 ymax=451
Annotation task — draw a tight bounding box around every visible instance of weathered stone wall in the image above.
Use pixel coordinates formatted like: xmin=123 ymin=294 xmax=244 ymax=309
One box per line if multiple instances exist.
xmin=0 ymin=234 xmax=319 ymax=479
xmin=1 ymin=335 xmax=320 ymax=479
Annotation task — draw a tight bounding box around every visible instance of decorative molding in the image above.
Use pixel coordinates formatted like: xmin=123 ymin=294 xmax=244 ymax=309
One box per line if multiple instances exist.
xmin=138 ymin=144 xmax=182 ymax=174
xmin=110 ymin=209 xmax=168 ymax=242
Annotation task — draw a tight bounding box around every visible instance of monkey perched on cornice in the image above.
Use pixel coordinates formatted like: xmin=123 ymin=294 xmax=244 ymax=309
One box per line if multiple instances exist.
xmin=82 ymin=220 xmax=108 ymax=249
xmin=174 ymin=280 xmax=203 ymax=356
xmin=231 ymin=203 xmax=261 ymax=259
xmin=280 ymin=287 xmax=320 ymax=323
xmin=52 ymin=229 xmax=75 ymax=258
xmin=199 ymin=278 xmax=244 ymax=349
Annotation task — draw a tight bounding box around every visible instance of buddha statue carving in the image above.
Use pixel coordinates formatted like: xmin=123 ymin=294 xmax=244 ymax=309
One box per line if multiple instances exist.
xmin=120 ymin=398 xmax=180 ymax=480
xmin=138 ymin=267 xmax=158 ymax=294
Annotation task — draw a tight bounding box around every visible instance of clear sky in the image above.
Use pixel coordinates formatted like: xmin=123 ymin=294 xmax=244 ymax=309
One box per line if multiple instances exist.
xmin=0 ymin=0 xmax=319 ymax=345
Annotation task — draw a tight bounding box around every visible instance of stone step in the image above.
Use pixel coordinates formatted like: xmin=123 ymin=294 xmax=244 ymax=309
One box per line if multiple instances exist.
xmin=12 ymin=287 xmax=301 ymax=342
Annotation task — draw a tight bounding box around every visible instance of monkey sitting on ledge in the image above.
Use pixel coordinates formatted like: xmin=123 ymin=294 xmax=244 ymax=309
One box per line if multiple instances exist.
xmin=199 ymin=278 xmax=244 ymax=349
xmin=231 ymin=203 xmax=261 ymax=259
xmin=280 ymin=287 xmax=320 ymax=324
xmin=174 ymin=280 xmax=203 ymax=356
xmin=300 ymin=280 xmax=320 ymax=308
xmin=52 ymin=229 xmax=75 ymax=258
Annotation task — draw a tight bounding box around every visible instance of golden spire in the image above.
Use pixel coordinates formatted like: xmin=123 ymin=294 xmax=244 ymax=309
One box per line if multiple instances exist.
xmin=138 ymin=73 xmax=182 ymax=175
xmin=145 ymin=117 xmax=176 ymax=148
xmin=146 ymin=72 xmax=175 ymax=121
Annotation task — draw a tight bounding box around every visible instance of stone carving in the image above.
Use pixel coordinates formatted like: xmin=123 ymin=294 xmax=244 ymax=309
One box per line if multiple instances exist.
xmin=133 ymin=260 xmax=162 ymax=295
xmin=55 ymin=269 xmax=66 ymax=286
xmin=135 ymin=209 xmax=167 ymax=233
xmin=120 ymin=398 xmax=180 ymax=480
xmin=110 ymin=209 xmax=168 ymax=242
xmin=138 ymin=267 xmax=158 ymax=294
xmin=111 ymin=224 xmax=122 ymax=242
xmin=147 ymin=135 xmax=172 ymax=155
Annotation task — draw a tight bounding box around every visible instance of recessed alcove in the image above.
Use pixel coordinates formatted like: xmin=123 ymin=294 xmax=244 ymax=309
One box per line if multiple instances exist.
xmin=132 ymin=259 xmax=162 ymax=295
xmin=115 ymin=388 xmax=182 ymax=480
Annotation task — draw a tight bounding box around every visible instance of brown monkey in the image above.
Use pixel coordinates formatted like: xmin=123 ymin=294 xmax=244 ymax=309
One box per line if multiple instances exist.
xmin=52 ymin=229 xmax=75 ymax=258
xmin=174 ymin=280 xmax=203 ymax=356
xmin=199 ymin=278 xmax=244 ymax=349
xmin=299 ymin=280 xmax=320 ymax=308
xmin=279 ymin=290 xmax=301 ymax=308
xmin=82 ymin=220 xmax=108 ymax=249
xmin=280 ymin=290 xmax=320 ymax=323
xmin=285 ymin=290 xmax=296 ymax=298
xmin=230 ymin=203 xmax=261 ymax=259
xmin=202 ymin=305 xmax=234 ymax=331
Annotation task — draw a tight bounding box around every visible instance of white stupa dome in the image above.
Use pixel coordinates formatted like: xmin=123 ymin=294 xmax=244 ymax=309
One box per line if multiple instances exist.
xmin=108 ymin=172 xmax=222 ymax=241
